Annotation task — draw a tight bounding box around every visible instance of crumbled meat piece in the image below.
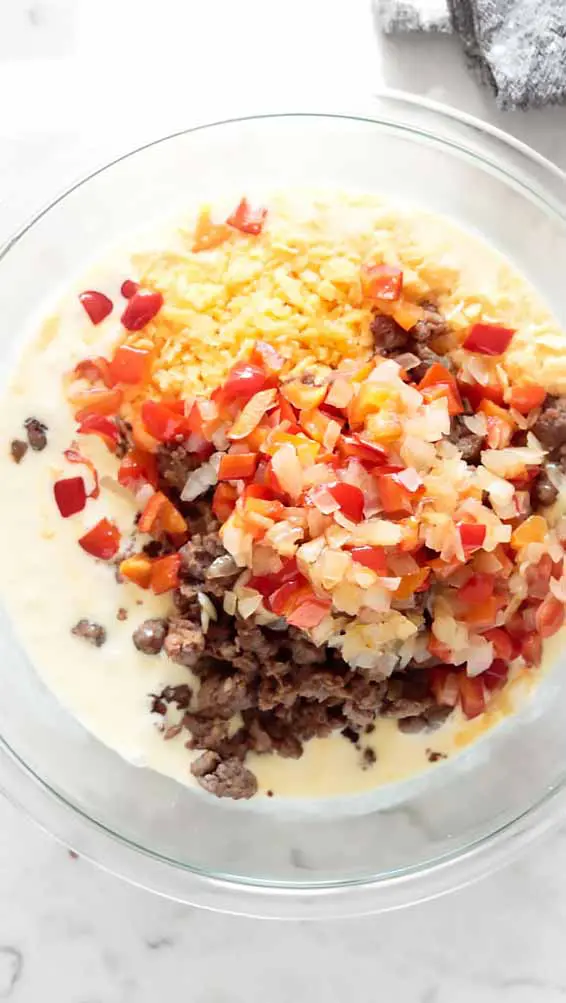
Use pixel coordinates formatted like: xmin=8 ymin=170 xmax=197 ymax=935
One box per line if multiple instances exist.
xmin=116 ymin=607 xmax=128 ymax=621
xmin=10 ymin=439 xmax=28 ymax=463
xmin=179 ymin=533 xmax=228 ymax=585
xmin=449 ymin=415 xmax=483 ymax=465
xmin=190 ymin=750 xmax=221 ymax=777
xmin=24 ymin=417 xmax=47 ymax=451
xmin=427 ymin=749 xmax=447 ymax=763
xmin=142 ymin=539 xmax=173 ymax=558
xmin=71 ymin=619 xmax=106 ymax=647
xmin=288 ymin=629 xmax=327 ymax=666
xmin=157 ymin=443 xmax=200 ymax=493
xmin=341 ymin=726 xmax=360 ymax=745
xmin=532 ymin=396 xmax=566 ymax=450
xmin=194 ymin=756 xmax=258 ymax=800
xmin=411 ymin=301 xmax=449 ymax=343
xmin=409 ymin=343 xmax=454 ymax=383
xmin=133 ymin=618 xmax=169 ymax=655
xmin=370 ymin=314 xmax=408 ymax=355
xmin=150 ymin=684 xmax=192 ymax=715
xmin=195 ymin=671 xmax=255 ymax=717
xmin=297 ymin=670 xmax=349 ymax=703
xmin=164 ymin=617 xmax=206 ymax=667
xmin=532 ymin=469 xmax=559 ymax=508
xmin=362 ymin=747 xmax=376 ymax=767
xmin=383 ymin=696 xmax=435 ymax=719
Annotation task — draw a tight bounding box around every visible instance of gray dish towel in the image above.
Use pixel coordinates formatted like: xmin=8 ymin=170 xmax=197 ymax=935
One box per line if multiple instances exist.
xmin=378 ymin=0 xmax=566 ymax=110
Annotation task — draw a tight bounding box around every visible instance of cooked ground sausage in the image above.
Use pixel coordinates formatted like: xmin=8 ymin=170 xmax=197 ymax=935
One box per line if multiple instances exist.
xmin=24 ymin=417 xmax=47 ymax=451
xmin=132 ymin=618 xmax=169 ymax=655
xmin=71 ymin=619 xmax=106 ymax=647
xmin=193 ymin=756 xmax=258 ymax=799
xmin=10 ymin=439 xmax=28 ymax=463
xmin=532 ymin=396 xmax=566 ymax=450
xmin=449 ymin=415 xmax=484 ymax=464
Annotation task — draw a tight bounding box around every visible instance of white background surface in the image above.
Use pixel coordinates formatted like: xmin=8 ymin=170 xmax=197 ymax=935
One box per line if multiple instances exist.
xmin=3 ymin=1 xmax=566 ymax=1000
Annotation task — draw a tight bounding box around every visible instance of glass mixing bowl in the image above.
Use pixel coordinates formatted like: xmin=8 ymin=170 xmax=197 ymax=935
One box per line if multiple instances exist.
xmin=2 ymin=95 xmax=566 ymax=919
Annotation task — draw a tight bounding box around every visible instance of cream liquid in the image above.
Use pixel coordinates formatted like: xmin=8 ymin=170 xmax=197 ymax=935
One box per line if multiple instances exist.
xmin=0 ymin=208 xmax=558 ymax=801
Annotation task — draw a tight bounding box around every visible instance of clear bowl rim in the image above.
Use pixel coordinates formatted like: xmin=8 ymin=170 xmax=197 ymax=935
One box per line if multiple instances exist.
xmin=2 ymin=92 xmax=566 ymax=917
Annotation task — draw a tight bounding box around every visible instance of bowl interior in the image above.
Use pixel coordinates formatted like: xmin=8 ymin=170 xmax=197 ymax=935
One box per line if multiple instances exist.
xmin=2 ymin=110 xmax=566 ymax=906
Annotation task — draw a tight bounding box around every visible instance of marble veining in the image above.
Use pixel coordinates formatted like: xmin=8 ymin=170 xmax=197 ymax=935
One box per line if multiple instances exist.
xmin=2 ymin=0 xmax=566 ymax=1000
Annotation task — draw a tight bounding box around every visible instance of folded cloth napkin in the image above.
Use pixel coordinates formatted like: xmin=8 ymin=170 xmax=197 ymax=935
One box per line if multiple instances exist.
xmin=378 ymin=0 xmax=566 ymax=110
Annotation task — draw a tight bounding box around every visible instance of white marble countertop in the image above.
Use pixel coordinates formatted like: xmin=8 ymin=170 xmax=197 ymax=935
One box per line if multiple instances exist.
xmin=3 ymin=1 xmax=566 ymax=1000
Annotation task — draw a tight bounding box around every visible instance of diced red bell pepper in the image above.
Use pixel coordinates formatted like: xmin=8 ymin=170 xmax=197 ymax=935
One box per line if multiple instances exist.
xmin=150 ymin=553 xmax=181 ymax=595
xmin=76 ymin=414 xmax=120 ymax=453
xmin=429 ymin=666 xmax=460 ymax=707
xmin=337 ymin=435 xmax=388 ymax=466
xmin=457 ymin=573 xmax=495 ymax=605
xmin=53 ymin=476 xmax=87 ymax=518
xmin=118 ymin=448 xmax=158 ymax=492
xmin=360 ymin=263 xmax=403 ymax=301
xmin=63 ymin=445 xmax=100 ymax=499
xmin=141 ymin=400 xmax=187 ymax=443
xmin=121 ymin=289 xmax=163 ymax=331
xmin=138 ymin=491 xmax=187 ymax=535
xmin=79 ymin=290 xmax=113 ymax=325
xmin=418 ymin=364 xmax=464 ymax=416
xmin=108 ymin=345 xmax=152 ymax=386
xmin=226 ymin=197 xmax=267 ymax=235
xmin=248 ymin=558 xmax=299 ymax=599
xmin=268 ymin=576 xmax=307 ymax=615
xmin=483 ymin=627 xmax=515 ymax=663
xmin=326 ymin=482 xmax=365 ymax=523
xmin=463 ymin=323 xmax=515 ymax=356
xmin=535 ymin=595 xmax=565 ymax=639
xmin=119 ymin=554 xmax=153 ymax=589
xmin=72 ymin=387 xmax=123 ymax=421
xmin=459 ymin=380 xmax=505 ymax=410
xmin=212 ymin=482 xmax=238 ymax=522
xmin=349 ymin=546 xmax=388 ymax=574
xmin=219 ymin=363 xmax=268 ymax=407
xmin=378 ymin=473 xmax=414 ymax=516
xmin=218 ymin=452 xmax=258 ymax=481
xmin=286 ymin=597 xmax=332 ymax=629
xmin=459 ymin=675 xmax=486 ymax=719
xmin=428 ymin=635 xmax=454 ymax=663
xmin=78 ymin=517 xmax=120 ymax=560
xmin=463 ymin=595 xmax=501 ymax=629
xmin=521 ymin=631 xmax=543 ymax=667
xmin=457 ymin=522 xmax=486 ymax=555
xmin=73 ymin=356 xmax=112 ymax=387
xmin=483 ymin=658 xmax=510 ymax=692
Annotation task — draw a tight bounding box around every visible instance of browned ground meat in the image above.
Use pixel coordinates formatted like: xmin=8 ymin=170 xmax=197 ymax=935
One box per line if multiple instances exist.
xmin=411 ymin=301 xmax=449 ymax=343
xmin=71 ymin=619 xmax=106 ymax=647
xmin=192 ymin=756 xmax=258 ymax=799
xmin=449 ymin=415 xmax=483 ymax=464
xmin=164 ymin=617 xmax=206 ymax=667
xmin=532 ymin=469 xmax=559 ymax=508
xmin=532 ymin=396 xmax=566 ymax=450
xmin=132 ymin=618 xmax=169 ymax=655
xmin=370 ymin=314 xmax=408 ymax=354
xmin=157 ymin=443 xmax=200 ymax=493
xmin=24 ymin=417 xmax=47 ymax=451
xmin=10 ymin=439 xmax=28 ymax=463
xmin=410 ymin=344 xmax=454 ymax=383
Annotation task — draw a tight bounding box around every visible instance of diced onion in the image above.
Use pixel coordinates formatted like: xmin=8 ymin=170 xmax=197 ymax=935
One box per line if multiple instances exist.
xmin=181 ymin=454 xmax=220 ymax=501
xmin=272 ymin=443 xmax=303 ymax=501
xmin=463 ymin=413 xmax=487 ymax=436
xmin=466 ymin=638 xmax=494 ymax=677
xmin=350 ymin=519 xmax=403 ymax=547
xmin=206 ymin=554 xmax=239 ymax=579
xmin=481 ymin=447 xmax=544 ymax=478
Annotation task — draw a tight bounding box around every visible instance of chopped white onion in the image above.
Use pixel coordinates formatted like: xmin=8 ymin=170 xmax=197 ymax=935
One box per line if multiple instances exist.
xmin=272 ymin=443 xmax=303 ymax=501
xmin=181 ymin=454 xmax=220 ymax=501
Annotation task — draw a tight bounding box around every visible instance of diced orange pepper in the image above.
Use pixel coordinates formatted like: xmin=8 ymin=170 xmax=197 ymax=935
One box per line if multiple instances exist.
xmin=347 ymin=384 xmax=394 ymax=430
xmin=130 ymin=414 xmax=160 ymax=454
xmin=262 ymin=430 xmax=320 ymax=466
xmin=510 ymin=514 xmax=548 ymax=550
xmin=192 ymin=208 xmax=231 ymax=252
xmin=212 ymin=482 xmax=238 ymax=522
xmin=365 ymin=411 xmax=403 ymax=444
xmin=361 ymin=263 xmax=403 ymax=301
xmin=393 ymin=301 xmax=425 ymax=332
xmin=394 ymin=568 xmax=430 ymax=600
xmin=428 ymin=635 xmax=454 ymax=663
xmin=420 ymin=383 xmax=464 ymax=417
xmin=138 ymin=491 xmax=188 ymax=536
xmin=243 ymin=424 xmax=269 ymax=451
xmin=119 ymin=555 xmax=153 ymax=589
xmin=462 ymin=595 xmax=500 ymax=628
xmin=150 ymin=554 xmax=182 ymax=595
xmin=350 ymin=360 xmax=376 ymax=383
xmin=280 ymin=379 xmax=327 ymax=411
xmin=507 ymin=384 xmax=546 ymax=415
xmin=299 ymin=407 xmax=335 ymax=444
